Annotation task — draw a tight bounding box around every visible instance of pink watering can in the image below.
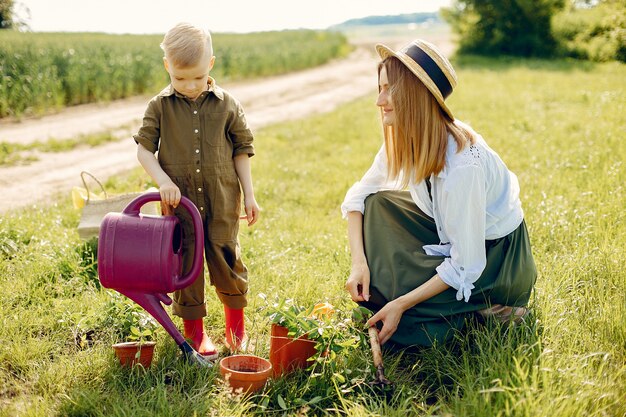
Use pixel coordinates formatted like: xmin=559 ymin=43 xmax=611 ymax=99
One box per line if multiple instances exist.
xmin=98 ymin=192 xmax=211 ymax=366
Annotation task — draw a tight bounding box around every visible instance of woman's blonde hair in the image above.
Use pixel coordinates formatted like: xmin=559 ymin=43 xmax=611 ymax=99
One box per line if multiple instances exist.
xmin=380 ymin=57 xmax=475 ymax=187
xmin=160 ymin=23 xmax=213 ymax=68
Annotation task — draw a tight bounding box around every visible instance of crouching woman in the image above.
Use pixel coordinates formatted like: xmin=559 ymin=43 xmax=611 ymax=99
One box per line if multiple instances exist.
xmin=342 ymin=39 xmax=537 ymax=347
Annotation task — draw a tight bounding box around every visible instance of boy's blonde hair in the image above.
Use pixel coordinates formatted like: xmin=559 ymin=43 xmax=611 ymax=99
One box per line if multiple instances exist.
xmin=160 ymin=23 xmax=213 ymax=67
xmin=380 ymin=57 xmax=476 ymax=187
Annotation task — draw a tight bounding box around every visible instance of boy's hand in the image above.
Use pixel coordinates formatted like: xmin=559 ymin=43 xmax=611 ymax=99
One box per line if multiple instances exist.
xmin=159 ymin=180 xmax=181 ymax=209
xmin=242 ymin=196 xmax=260 ymax=226
xmin=161 ymin=203 xmax=174 ymax=216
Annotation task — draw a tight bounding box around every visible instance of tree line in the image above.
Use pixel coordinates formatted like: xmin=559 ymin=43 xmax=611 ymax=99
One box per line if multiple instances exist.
xmin=442 ymin=0 xmax=625 ymax=61
xmin=2 ymin=0 xmax=625 ymax=62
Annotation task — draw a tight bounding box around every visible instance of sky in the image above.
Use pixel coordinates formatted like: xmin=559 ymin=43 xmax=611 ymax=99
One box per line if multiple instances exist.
xmin=13 ymin=0 xmax=451 ymax=34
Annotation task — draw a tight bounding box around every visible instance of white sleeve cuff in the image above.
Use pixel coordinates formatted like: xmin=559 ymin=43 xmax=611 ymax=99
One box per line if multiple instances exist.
xmin=340 ymin=199 xmax=365 ymax=219
xmin=423 ymin=243 xmax=451 ymax=256
xmin=341 ymin=181 xmax=392 ymax=219
xmin=436 ymin=259 xmax=475 ymax=302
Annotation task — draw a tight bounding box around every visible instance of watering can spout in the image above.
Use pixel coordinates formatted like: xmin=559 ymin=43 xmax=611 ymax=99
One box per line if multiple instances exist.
xmin=119 ymin=290 xmax=181 ymax=344
xmin=120 ymin=291 xmax=212 ymax=367
xmin=180 ymin=341 xmax=214 ymax=367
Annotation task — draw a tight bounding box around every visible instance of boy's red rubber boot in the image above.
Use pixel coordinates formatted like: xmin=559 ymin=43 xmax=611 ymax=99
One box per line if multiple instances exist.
xmin=183 ymin=319 xmax=219 ymax=360
xmin=224 ymin=307 xmax=246 ymax=352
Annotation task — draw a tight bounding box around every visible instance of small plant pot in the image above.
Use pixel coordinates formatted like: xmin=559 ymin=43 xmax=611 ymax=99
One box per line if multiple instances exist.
xmin=219 ymin=354 xmax=272 ymax=394
xmin=112 ymin=341 xmax=156 ymax=368
xmin=269 ymin=324 xmax=317 ymax=377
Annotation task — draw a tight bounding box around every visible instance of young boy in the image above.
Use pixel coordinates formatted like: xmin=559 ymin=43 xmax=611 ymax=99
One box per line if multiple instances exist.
xmin=134 ymin=22 xmax=259 ymax=359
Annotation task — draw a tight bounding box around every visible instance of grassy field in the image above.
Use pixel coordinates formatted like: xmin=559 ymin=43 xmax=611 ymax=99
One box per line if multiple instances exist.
xmin=0 ymin=30 xmax=350 ymax=119
xmin=0 ymin=56 xmax=625 ymax=416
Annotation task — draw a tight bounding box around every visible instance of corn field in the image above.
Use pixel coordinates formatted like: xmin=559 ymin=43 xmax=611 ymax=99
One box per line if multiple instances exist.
xmin=0 ymin=30 xmax=350 ymax=118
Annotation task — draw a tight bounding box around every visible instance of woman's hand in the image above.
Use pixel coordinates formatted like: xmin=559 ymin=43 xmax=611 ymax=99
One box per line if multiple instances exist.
xmin=345 ymin=262 xmax=371 ymax=302
xmin=366 ymin=300 xmax=404 ymax=345
xmin=364 ymin=275 xmax=450 ymax=346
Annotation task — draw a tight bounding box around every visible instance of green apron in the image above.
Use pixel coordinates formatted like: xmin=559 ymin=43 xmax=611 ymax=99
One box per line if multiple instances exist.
xmin=360 ymin=191 xmax=537 ymax=347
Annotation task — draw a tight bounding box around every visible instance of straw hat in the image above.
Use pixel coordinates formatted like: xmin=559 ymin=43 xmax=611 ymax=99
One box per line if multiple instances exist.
xmin=376 ymin=39 xmax=457 ymax=120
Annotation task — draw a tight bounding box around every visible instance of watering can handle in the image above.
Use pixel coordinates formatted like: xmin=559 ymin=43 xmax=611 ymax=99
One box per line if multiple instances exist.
xmin=122 ymin=192 xmax=204 ymax=289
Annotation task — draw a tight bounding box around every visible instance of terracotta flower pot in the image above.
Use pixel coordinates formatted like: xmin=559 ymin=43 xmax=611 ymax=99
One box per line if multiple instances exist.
xmin=219 ymin=354 xmax=272 ymax=394
xmin=269 ymin=323 xmax=317 ymax=377
xmin=112 ymin=341 xmax=156 ymax=368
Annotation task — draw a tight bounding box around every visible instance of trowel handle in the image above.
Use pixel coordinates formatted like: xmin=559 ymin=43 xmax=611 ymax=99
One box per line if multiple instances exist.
xmin=368 ymin=326 xmax=383 ymax=368
xmin=122 ymin=192 xmax=204 ymax=289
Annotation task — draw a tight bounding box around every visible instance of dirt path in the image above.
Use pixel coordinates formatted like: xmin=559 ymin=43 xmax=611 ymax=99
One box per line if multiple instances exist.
xmin=0 ymin=37 xmax=453 ymax=213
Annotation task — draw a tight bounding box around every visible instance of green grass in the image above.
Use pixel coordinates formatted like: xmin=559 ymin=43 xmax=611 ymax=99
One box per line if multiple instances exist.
xmin=0 ymin=56 xmax=625 ymax=416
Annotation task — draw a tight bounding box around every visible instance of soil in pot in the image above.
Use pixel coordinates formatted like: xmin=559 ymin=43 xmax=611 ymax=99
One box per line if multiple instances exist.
xmin=219 ymin=354 xmax=272 ymax=394
xmin=269 ymin=323 xmax=317 ymax=376
xmin=112 ymin=341 xmax=156 ymax=368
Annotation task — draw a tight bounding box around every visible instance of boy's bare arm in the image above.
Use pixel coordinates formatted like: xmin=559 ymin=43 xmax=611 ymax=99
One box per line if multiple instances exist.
xmin=233 ymin=154 xmax=260 ymax=226
xmin=137 ymin=143 xmax=181 ymax=208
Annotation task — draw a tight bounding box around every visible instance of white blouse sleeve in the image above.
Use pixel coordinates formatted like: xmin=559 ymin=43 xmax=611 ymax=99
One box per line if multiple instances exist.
xmin=341 ymin=144 xmax=397 ymax=218
xmin=435 ymin=164 xmax=487 ymax=302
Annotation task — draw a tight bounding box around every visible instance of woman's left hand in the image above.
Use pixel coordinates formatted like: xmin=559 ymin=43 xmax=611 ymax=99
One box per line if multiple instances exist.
xmin=366 ymin=300 xmax=405 ymax=345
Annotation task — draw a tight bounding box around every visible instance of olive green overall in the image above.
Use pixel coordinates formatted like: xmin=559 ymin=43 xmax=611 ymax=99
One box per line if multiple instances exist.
xmin=134 ymin=80 xmax=254 ymax=319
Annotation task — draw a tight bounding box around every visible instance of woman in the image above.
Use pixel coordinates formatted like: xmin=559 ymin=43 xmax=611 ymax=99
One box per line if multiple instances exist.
xmin=342 ymin=39 xmax=537 ymax=347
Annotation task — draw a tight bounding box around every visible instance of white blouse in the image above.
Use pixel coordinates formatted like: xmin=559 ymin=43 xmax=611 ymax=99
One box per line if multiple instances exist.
xmin=341 ymin=129 xmax=524 ymax=302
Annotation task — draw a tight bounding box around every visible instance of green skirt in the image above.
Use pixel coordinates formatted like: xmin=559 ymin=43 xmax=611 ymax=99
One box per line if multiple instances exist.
xmin=360 ymin=191 xmax=537 ymax=347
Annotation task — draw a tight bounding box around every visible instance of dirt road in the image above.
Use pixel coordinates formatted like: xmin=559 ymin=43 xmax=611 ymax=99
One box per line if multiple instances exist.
xmin=0 ymin=36 xmax=453 ymax=213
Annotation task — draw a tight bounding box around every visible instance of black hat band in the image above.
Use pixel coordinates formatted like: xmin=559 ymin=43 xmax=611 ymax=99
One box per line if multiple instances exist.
xmin=403 ymin=44 xmax=453 ymax=99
